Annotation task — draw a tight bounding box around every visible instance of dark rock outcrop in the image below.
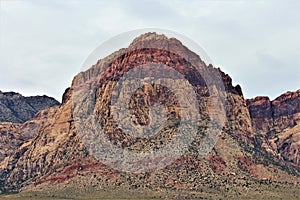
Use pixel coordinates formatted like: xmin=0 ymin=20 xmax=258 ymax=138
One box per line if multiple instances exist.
xmin=0 ymin=91 xmax=59 ymax=123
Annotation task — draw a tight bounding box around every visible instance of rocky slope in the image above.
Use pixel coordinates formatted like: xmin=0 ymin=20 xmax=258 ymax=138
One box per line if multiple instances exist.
xmin=247 ymin=90 xmax=300 ymax=165
xmin=0 ymin=123 xmax=21 ymax=163
xmin=0 ymin=33 xmax=299 ymax=197
xmin=0 ymin=104 xmax=61 ymax=165
xmin=0 ymin=91 xmax=59 ymax=123
xmin=0 ymin=92 xmax=60 ymax=166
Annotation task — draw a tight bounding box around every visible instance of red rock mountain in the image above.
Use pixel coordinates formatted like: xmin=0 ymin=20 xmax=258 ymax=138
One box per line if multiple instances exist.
xmin=247 ymin=90 xmax=300 ymax=165
xmin=0 ymin=33 xmax=299 ymax=198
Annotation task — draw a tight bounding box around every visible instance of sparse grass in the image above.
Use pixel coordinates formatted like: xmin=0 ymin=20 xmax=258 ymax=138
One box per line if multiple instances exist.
xmin=1 ymin=184 xmax=300 ymax=200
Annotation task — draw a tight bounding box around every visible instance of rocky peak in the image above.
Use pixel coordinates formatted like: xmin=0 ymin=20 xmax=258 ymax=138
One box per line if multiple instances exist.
xmin=0 ymin=91 xmax=23 ymax=99
xmin=247 ymin=90 xmax=300 ymax=165
xmin=247 ymin=90 xmax=300 ymax=131
xmin=217 ymin=68 xmax=243 ymax=96
xmin=272 ymin=89 xmax=300 ymax=117
xmin=1 ymin=32 xmax=300 ymax=196
xmin=247 ymin=96 xmax=272 ymax=119
xmin=0 ymin=91 xmax=60 ymax=123
xmin=129 ymin=32 xmax=171 ymax=47
xmin=72 ymin=32 xmax=242 ymax=97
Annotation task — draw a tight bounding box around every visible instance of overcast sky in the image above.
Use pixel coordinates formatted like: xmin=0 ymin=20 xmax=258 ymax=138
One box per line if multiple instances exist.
xmin=0 ymin=0 xmax=299 ymax=101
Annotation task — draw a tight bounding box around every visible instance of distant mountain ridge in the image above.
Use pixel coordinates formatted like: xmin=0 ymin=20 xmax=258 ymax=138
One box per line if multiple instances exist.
xmin=0 ymin=91 xmax=60 ymax=123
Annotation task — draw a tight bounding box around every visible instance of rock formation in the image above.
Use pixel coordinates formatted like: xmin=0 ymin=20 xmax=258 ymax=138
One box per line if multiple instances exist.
xmin=0 ymin=33 xmax=299 ymax=197
xmin=247 ymin=90 xmax=300 ymax=165
xmin=0 ymin=91 xmax=60 ymax=123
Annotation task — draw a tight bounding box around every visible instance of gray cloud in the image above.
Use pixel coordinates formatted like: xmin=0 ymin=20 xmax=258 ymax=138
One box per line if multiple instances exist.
xmin=0 ymin=0 xmax=299 ymax=100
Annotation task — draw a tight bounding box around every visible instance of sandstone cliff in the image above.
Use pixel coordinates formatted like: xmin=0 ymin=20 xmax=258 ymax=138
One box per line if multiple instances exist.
xmin=247 ymin=90 xmax=300 ymax=165
xmin=0 ymin=33 xmax=299 ymax=196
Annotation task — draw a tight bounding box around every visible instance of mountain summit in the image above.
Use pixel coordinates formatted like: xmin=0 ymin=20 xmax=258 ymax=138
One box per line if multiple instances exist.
xmin=0 ymin=33 xmax=299 ymax=199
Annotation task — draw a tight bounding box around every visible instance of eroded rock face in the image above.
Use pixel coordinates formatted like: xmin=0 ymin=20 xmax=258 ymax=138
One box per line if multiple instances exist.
xmin=0 ymin=123 xmax=21 ymax=162
xmin=0 ymin=91 xmax=60 ymax=123
xmin=247 ymin=90 xmax=300 ymax=165
xmin=0 ymin=92 xmax=60 ymax=168
xmin=247 ymin=90 xmax=300 ymax=133
xmin=1 ymin=33 xmax=300 ymax=193
xmin=0 ymin=105 xmax=62 ymax=164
